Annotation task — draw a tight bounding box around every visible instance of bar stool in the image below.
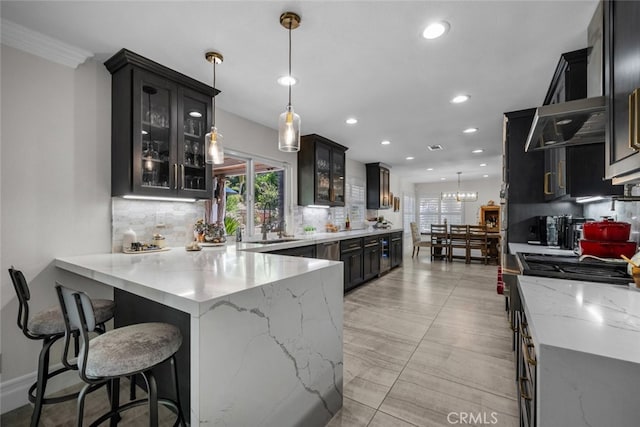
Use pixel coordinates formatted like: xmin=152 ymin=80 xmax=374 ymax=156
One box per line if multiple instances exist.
xmin=8 ymin=267 xmax=116 ymax=427
xmin=55 ymin=283 xmax=186 ymax=427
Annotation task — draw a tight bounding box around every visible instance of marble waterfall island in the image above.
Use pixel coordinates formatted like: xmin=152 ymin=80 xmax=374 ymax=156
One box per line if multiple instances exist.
xmin=55 ymin=247 xmax=343 ymax=426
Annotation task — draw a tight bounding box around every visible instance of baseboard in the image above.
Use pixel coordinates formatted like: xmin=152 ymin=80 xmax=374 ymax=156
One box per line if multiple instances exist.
xmin=1 ymin=370 xmax=35 ymax=414
xmin=1 ymin=363 xmax=81 ymax=414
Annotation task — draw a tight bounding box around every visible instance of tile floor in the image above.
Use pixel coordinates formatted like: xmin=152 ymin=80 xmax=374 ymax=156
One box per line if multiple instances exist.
xmin=2 ymin=255 xmax=517 ymax=426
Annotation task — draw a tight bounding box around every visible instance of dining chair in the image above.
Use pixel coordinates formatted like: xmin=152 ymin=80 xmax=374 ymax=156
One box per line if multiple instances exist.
xmin=430 ymin=224 xmax=449 ymax=261
xmin=448 ymin=225 xmax=469 ymax=263
xmin=410 ymin=222 xmax=430 ymax=257
xmin=468 ymin=225 xmax=489 ymax=264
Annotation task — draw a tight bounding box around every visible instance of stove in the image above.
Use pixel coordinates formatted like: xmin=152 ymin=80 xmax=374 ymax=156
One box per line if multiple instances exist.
xmin=516 ymin=253 xmax=631 ymax=285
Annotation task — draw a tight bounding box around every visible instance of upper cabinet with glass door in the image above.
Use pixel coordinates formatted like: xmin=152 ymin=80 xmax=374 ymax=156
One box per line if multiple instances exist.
xmin=298 ymin=134 xmax=348 ymax=207
xmin=105 ymin=49 xmax=215 ymax=199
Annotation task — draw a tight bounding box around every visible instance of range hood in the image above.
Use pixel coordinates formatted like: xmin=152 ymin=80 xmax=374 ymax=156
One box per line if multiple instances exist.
xmin=524 ymin=96 xmax=607 ymax=152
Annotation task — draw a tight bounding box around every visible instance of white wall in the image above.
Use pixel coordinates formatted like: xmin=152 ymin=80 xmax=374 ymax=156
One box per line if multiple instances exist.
xmin=414 ymin=176 xmax=502 ymax=224
xmin=1 ymin=46 xmax=114 ymax=408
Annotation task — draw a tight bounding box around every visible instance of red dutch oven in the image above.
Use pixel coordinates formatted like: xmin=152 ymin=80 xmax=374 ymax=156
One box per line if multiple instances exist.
xmin=582 ymin=220 xmax=631 ymax=241
xmin=580 ymin=240 xmax=637 ymax=259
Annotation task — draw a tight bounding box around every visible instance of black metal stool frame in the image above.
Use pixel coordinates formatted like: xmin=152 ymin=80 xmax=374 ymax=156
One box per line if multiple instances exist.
xmin=8 ymin=267 xmax=110 ymax=427
xmin=56 ymin=285 xmax=185 ymax=427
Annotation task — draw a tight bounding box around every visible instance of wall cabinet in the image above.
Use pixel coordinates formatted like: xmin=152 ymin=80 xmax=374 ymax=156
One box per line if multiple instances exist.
xmin=298 ymin=134 xmax=347 ymax=206
xmin=105 ymin=49 xmax=215 ymax=199
xmin=366 ymin=163 xmax=391 ymax=210
xmin=340 ymin=238 xmax=364 ymax=292
xmin=390 ymin=231 xmax=403 ymax=268
xmin=604 ymin=0 xmax=640 ymax=183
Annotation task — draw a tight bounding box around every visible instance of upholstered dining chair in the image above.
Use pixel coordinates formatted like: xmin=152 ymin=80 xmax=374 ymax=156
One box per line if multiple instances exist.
xmin=56 ymin=283 xmax=186 ymax=427
xmin=8 ymin=267 xmax=115 ymax=427
xmin=410 ymin=222 xmax=430 ymax=257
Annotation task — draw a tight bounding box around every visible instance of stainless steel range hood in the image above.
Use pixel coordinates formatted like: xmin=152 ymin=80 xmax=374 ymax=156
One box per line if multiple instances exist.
xmin=524 ymin=96 xmax=607 ymax=152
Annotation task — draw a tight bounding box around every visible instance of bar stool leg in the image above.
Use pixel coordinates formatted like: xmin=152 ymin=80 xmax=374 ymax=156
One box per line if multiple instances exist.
xmin=109 ymin=378 xmax=120 ymax=427
xmin=142 ymin=371 xmax=159 ymax=427
xmin=77 ymin=384 xmax=91 ymax=427
xmin=170 ymin=356 xmax=186 ymax=426
xmin=30 ymin=336 xmax=57 ymax=427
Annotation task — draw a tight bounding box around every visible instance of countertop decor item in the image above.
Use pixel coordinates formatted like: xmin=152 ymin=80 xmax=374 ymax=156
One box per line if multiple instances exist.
xmin=204 ymin=51 xmax=224 ymax=165
xmin=122 ymin=228 xmax=137 ymax=252
xmin=278 ymin=11 xmax=302 ymax=152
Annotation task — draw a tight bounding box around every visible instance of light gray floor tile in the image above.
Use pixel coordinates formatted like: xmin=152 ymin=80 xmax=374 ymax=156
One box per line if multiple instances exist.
xmin=325 ymin=398 xmax=376 ymax=427
xmin=368 ymin=410 xmax=418 ymax=427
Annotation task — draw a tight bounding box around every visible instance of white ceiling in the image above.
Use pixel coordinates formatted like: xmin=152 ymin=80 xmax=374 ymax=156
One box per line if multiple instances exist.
xmin=1 ymin=0 xmax=598 ymax=184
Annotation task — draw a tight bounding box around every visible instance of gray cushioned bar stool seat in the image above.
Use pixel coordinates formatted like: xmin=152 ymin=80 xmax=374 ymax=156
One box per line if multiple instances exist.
xmin=56 ymin=284 xmax=186 ymax=427
xmin=8 ymin=267 xmax=115 ymax=427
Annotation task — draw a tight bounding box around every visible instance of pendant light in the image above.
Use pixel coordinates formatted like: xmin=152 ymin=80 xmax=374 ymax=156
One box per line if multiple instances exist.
xmin=278 ymin=12 xmax=302 ymax=152
xmin=205 ymin=51 xmax=224 ymax=165
xmin=441 ymin=172 xmax=478 ymax=202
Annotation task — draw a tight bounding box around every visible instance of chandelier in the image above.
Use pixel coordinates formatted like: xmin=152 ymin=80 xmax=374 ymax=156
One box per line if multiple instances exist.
xmin=441 ymin=172 xmax=478 ymax=202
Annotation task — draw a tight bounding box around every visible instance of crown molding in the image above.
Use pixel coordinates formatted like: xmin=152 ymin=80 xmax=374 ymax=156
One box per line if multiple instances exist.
xmin=1 ymin=19 xmax=93 ymax=68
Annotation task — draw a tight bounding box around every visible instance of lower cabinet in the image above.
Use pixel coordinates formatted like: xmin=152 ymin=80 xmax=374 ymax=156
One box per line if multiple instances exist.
xmin=340 ymin=238 xmax=364 ymax=292
xmin=390 ymin=232 xmax=403 ymax=268
xmin=363 ymin=236 xmax=381 ymax=282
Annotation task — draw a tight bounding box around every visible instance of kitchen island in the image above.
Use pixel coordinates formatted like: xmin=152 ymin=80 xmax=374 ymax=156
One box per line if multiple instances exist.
xmin=517 ymin=275 xmax=640 ymax=426
xmin=55 ymin=246 xmax=343 ymax=426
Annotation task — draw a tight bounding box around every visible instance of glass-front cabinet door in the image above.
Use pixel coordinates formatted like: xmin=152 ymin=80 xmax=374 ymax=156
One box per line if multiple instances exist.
xmin=134 ymin=70 xmax=177 ymax=195
xmin=332 ymin=150 xmax=345 ymax=205
xmin=178 ymin=88 xmax=212 ymax=198
xmin=315 ymin=143 xmax=331 ymax=203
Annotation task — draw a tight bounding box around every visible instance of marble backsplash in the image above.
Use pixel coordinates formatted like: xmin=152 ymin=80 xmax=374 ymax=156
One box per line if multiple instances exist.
xmin=112 ymin=198 xmax=206 ymax=252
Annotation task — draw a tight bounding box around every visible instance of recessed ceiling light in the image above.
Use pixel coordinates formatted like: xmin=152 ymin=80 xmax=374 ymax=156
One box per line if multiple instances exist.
xmin=381 ymin=140 xmax=391 ymax=145
xmin=483 ymin=174 xmax=489 ymax=178
xmin=451 ymin=94 xmax=470 ymax=104
xmin=480 ymin=163 xmax=487 ymax=167
xmin=142 ymin=130 xmax=148 ymax=135
xmin=427 ymin=168 xmax=434 ymax=171
xmin=346 ymin=118 xmax=358 ymax=125
xmin=277 ymin=75 xmax=297 ymax=86
xmin=422 ymin=21 xmax=450 ymax=39
xmin=440 ymin=177 xmax=446 ymax=180
xmin=189 ymin=111 xmax=203 ymax=118
xmin=463 ymin=127 xmax=478 ymax=133
xmin=472 ymin=149 xmax=484 ymax=154
xmin=406 ymin=156 xmax=415 ymax=160
xmin=557 ymin=119 xmax=572 ymax=125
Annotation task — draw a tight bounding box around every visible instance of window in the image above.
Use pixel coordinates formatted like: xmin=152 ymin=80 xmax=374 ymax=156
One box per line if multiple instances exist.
xmin=403 ymin=192 xmax=416 ymax=234
xmin=417 ymin=192 xmax=463 ymax=231
xmin=346 ymin=176 xmax=366 ymax=227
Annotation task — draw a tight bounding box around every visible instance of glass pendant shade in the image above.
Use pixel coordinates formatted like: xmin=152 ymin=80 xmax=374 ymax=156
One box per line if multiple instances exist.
xmin=205 ymin=126 xmax=224 ymax=165
xmin=278 ymin=106 xmax=301 ymax=152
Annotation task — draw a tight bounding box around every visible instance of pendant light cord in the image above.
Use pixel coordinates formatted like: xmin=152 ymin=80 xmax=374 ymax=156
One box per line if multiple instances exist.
xmin=288 ymin=21 xmax=292 ymax=108
xmin=212 ymin=60 xmax=217 ymax=127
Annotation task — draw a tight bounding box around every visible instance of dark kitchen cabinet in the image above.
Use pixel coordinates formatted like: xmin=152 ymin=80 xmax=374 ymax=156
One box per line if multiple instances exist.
xmin=366 ymin=163 xmax=391 ymax=209
xmin=362 ymin=236 xmax=381 ymax=281
xmin=604 ymin=0 xmax=640 ymax=183
xmin=340 ymin=238 xmax=364 ymax=292
xmin=390 ymin=231 xmax=403 ymax=268
xmin=105 ymin=49 xmax=214 ymax=199
xmin=298 ymin=134 xmax=347 ymax=207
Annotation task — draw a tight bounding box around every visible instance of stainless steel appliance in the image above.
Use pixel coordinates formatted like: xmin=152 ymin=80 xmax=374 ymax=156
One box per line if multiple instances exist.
xmin=316 ymin=241 xmax=340 ymax=261
xmin=380 ymin=235 xmax=391 ymax=274
xmin=516 ymin=252 xmax=630 ymax=285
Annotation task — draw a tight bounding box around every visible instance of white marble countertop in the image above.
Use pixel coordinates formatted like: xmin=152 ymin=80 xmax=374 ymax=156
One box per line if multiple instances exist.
xmin=237 ymin=227 xmax=404 ymax=252
xmin=509 ymin=242 xmax=576 ymax=256
xmin=56 ymin=246 xmax=341 ymax=316
xmin=518 ymin=275 xmax=640 ymax=364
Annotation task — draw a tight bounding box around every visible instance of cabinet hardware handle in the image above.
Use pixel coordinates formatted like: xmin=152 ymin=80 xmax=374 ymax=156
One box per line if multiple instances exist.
xmin=521 ymin=341 xmax=537 ymax=366
xmin=630 ymin=88 xmax=640 ymax=150
xmin=173 ymin=164 xmax=178 ymax=189
xmin=519 ymin=377 xmax=532 ymax=401
xmin=544 ymin=172 xmax=552 ymax=195
xmin=180 ymin=164 xmax=185 ymax=190
xmin=558 ymin=160 xmax=565 ymax=189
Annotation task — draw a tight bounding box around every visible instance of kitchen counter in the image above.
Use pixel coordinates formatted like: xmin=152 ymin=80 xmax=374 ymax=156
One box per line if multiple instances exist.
xmin=517 ymin=275 xmax=640 ymax=426
xmin=237 ymin=227 xmax=404 ymax=253
xmin=508 ymin=242 xmax=576 ymax=256
xmin=56 ymin=247 xmax=343 ymax=426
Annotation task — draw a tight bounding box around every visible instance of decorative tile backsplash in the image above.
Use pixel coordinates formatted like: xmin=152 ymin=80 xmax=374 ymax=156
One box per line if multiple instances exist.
xmin=112 ymin=198 xmax=206 ymax=252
